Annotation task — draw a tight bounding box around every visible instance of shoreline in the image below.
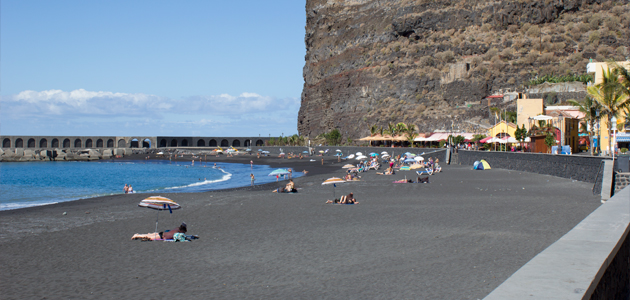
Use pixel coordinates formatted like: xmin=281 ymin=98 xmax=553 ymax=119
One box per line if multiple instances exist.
xmin=0 ymin=153 xmax=342 ymax=213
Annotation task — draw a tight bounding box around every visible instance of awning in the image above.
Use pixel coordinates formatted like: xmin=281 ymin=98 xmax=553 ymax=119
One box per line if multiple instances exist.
xmin=615 ymin=133 xmax=630 ymax=143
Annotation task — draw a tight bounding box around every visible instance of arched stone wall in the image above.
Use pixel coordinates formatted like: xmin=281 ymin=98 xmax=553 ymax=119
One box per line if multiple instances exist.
xmin=256 ymin=139 xmax=264 ymax=146
xmin=52 ymin=138 xmax=59 ymax=148
xmin=96 ymin=139 xmax=103 ymax=148
xmin=159 ymin=139 xmax=167 ymax=147
xmin=130 ymin=139 xmax=139 ymax=148
xmin=197 ymin=140 xmax=205 ymax=147
xmin=232 ymin=140 xmax=241 ymax=147
xmin=181 ymin=139 xmax=189 ymax=146
xmin=221 ymin=139 xmax=229 ymax=147
xmin=244 ymin=140 xmax=251 ymax=147
xmin=15 ymin=138 xmax=23 ymax=148
xmin=117 ymin=139 xmax=126 ymax=148
xmin=142 ymin=139 xmax=151 ymax=148
xmin=209 ymin=139 xmax=217 ymax=147
xmin=39 ymin=138 xmax=47 ymax=148
xmin=27 ymin=138 xmax=35 ymax=148
xmin=107 ymin=139 xmax=114 ymax=148
xmin=3 ymin=138 xmax=11 ymax=148
xmin=63 ymin=139 xmax=70 ymax=148
xmin=170 ymin=139 xmax=178 ymax=147
xmin=74 ymin=139 xmax=82 ymax=148
xmin=86 ymin=139 xmax=93 ymax=148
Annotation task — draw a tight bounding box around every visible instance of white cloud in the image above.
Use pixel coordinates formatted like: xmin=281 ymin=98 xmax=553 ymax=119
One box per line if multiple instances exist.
xmin=1 ymin=89 xmax=300 ymax=136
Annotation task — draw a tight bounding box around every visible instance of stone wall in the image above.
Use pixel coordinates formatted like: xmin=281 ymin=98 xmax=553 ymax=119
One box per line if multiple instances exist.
xmin=458 ymin=150 xmax=608 ymax=183
xmin=589 ymin=224 xmax=630 ymax=300
xmin=613 ymin=173 xmax=630 ymax=194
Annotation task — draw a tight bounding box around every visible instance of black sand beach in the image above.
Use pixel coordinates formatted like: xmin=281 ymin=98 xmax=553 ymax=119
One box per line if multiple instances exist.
xmin=0 ymin=154 xmax=601 ymax=299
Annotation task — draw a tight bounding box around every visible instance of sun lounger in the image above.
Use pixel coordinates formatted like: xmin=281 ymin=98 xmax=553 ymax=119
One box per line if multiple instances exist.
xmin=416 ymin=168 xmax=433 ymax=176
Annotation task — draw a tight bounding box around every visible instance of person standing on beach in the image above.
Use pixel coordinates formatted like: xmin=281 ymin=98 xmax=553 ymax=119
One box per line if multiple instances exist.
xmin=124 ymin=184 xmax=129 ymax=194
xmin=250 ymin=160 xmax=253 ymax=169
xmin=251 ymin=173 xmax=255 ymax=186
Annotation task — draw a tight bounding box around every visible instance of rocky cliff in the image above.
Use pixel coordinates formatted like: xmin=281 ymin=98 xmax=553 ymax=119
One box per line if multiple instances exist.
xmin=298 ymin=0 xmax=630 ymax=140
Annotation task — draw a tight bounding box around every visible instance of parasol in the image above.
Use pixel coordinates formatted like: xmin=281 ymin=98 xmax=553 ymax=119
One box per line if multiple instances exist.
xmin=138 ymin=196 xmax=181 ymax=233
xmin=322 ymin=177 xmax=346 ymax=200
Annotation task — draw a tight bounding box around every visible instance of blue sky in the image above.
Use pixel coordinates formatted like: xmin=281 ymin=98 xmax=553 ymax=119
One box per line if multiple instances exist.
xmin=1 ymin=1 xmax=306 ymax=137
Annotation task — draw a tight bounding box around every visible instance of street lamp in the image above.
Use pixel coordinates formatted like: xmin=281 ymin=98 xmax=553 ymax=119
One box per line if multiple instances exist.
xmin=612 ymin=116 xmax=617 ymax=160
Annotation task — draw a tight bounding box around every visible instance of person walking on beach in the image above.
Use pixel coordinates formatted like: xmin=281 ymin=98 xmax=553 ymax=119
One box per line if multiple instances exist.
xmin=124 ymin=184 xmax=129 ymax=194
xmin=250 ymin=173 xmax=255 ymax=186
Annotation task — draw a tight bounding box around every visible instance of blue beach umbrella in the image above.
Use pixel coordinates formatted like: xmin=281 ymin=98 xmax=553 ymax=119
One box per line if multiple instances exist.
xmin=258 ymin=149 xmax=263 ymax=152
xmin=268 ymin=169 xmax=290 ymax=176
xmin=404 ymin=158 xmax=416 ymax=163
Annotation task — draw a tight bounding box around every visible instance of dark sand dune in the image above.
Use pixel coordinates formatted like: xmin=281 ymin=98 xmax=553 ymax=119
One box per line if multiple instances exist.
xmin=0 ymin=154 xmax=600 ymax=299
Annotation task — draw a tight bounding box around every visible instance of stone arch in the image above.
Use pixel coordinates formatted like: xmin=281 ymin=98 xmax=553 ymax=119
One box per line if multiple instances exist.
xmin=256 ymin=139 xmax=264 ymax=146
xmin=63 ymin=139 xmax=70 ymax=148
xmin=52 ymin=138 xmax=59 ymax=148
xmin=170 ymin=139 xmax=178 ymax=147
xmin=220 ymin=139 xmax=229 ymax=147
xmin=96 ymin=139 xmax=103 ymax=148
xmin=244 ymin=140 xmax=251 ymax=147
xmin=197 ymin=139 xmax=205 ymax=147
xmin=3 ymin=138 xmax=11 ymax=148
xmin=159 ymin=139 xmax=167 ymax=147
xmin=143 ymin=139 xmax=151 ymax=148
xmin=74 ymin=139 xmax=82 ymax=148
xmin=232 ymin=140 xmax=241 ymax=147
xmin=85 ymin=139 xmax=93 ymax=148
xmin=117 ymin=139 xmax=126 ymax=148
xmin=39 ymin=138 xmax=48 ymax=148
xmin=107 ymin=139 xmax=114 ymax=148
xmin=27 ymin=138 xmax=35 ymax=148
xmin=15 ymin=138 xmax=23 ymax=148
xmin=181 ymin=139 xmax=189 ymax=147
xmin=209 ymin=139 xmax=217 ymax=147
xmin=130 ymin=139 xmax=139 ymax=148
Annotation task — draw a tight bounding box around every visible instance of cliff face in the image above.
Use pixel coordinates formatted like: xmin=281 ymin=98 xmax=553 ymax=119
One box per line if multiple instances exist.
xmin=298 ymin=0 xmax=630 ymax=139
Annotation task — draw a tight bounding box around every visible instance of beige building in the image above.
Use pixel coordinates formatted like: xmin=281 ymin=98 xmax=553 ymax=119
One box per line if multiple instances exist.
xmin=586 ymin=61 xmax=630 ymax=154
xmin=516 ymin=96 xmax=544 ymax=131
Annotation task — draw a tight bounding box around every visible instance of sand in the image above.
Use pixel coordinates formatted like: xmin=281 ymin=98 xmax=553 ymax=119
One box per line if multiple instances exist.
xmin=0 ymin=153 xmax=601 ymax=299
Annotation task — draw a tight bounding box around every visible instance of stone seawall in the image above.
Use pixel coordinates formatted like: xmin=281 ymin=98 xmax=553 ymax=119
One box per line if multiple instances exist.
xmin=458 ymin=150 xmax=608 ymax=184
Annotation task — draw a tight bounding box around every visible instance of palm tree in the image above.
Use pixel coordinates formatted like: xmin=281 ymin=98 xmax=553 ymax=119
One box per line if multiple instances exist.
xmin=406 ymin=123 xmax=416 ymax=134
xmin=406 ymin=132 xmax=418 ymax=147
xmin=612 ymin=63 xmax=630 ymax=97
xmin=370 ymin=124 xmax=378 ymax=136
xmin=568 ymin=97 xmax=601 ymax=156
xmin=588 ymin=67 xmax=629 ymax=156
xmin=396 ymin=123 xmax=407 ymax=136
xmin=387 ymin=123 xmax=396 ymax=136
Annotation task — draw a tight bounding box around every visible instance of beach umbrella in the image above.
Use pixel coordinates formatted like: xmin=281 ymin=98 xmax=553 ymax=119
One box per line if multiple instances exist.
xmin=138 ymin=196 xmax=181 ymax=233
xmin=369 ymin=152 xmax=378 ymax=157
xmin=262 ymin=150 xmax=270 ymax=154
xmin=334 ymin=152 xmax=343 ymax=157
xmin=355 ymin=152 xmax=363 ymax=156
xmin=322 ymin=177 xmax=346 ymax=199
xmin=356 ymin=155 xmax=367 ymax=160
xmin=336 ymin=149 xmax=342 ymax=152
xmin=414 ymin=156 xmax=424 ymax=162
xmin=302 ymin=150 xmax=309 ymax=154
xmin=319 ymin=150 xmax=325 ymax=153
xmin=342 ymin=164 xmax=355 ymax=168
xmin=381 ymin=151 xmax=388 ymax=155
xmin=403 ymin=158 xmax=416 ymax=163
xmin=268 ymin=169 xmax=290 ymax=176
xmin=258 ymin=149 xmax=263 ymax=152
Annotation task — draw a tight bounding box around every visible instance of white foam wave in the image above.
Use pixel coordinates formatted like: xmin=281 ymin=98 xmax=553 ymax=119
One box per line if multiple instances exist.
xmin=163 ymin=171 xmax=232 ymax=190
xmin=0 ymin=201 xmax=59 ymax=211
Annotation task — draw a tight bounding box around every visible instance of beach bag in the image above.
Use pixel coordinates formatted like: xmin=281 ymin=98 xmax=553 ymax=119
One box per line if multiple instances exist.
xmin=173 ymin=232 xmax=187 ymax=242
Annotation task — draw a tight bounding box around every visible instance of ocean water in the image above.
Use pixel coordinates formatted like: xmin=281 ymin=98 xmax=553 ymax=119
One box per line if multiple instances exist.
xmin=0 ymin=160 xmax=301 ymax=211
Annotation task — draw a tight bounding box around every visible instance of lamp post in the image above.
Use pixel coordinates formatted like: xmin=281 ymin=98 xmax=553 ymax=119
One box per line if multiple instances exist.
xmin=611 ymin=116 xmax=617 ymax=160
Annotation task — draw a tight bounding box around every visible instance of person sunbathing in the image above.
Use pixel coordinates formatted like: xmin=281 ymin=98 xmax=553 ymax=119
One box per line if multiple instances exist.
xmin=416 ymin=176 xmax=430 ymax=183
xmin=393 ymin=179 xmax=414 ymax=183
xmin=340 ymin=193 xmax=359 ymax=204
xmin=272 ymin=187 xmax=287 ymax=193
xmin=376 ymin=167 xmax=395 ymax=175
xmin=131 ymin=222 xmax=190 ymax=241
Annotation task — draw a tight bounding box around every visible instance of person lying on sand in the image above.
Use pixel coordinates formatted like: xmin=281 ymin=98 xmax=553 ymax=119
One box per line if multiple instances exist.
xmin=302 ymin=170 xmax=309 ymax=174
xmin=131 ymin=222 xmax=197 ymax=241
xmin=326 ymin=193 xmax=358 ymax=204
xmin=376 ymin=167 xmax=395 ymax=175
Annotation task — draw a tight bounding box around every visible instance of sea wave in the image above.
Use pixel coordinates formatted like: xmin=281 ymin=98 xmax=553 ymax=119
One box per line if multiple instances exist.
xmin=0 ymin=201 xmax=59 ymax=211
xmin=163 ymin=169 xmax=232 ymax=190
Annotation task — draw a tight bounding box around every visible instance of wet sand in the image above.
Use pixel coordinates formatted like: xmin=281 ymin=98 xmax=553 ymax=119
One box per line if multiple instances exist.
xmin=0 ymin=154 xmax=601 ymax=299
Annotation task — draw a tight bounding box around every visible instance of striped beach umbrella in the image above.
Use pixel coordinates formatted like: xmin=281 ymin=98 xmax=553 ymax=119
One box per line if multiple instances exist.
xmin=138 ymin=196 xmax=181 ymax=232
xmin=322 ymin=177 xmax=346 ymax=200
